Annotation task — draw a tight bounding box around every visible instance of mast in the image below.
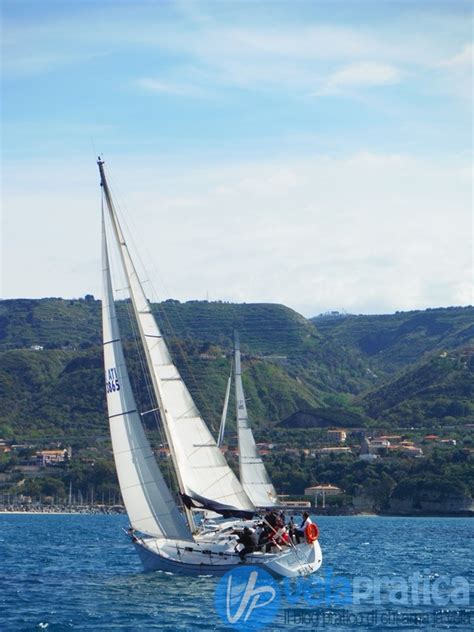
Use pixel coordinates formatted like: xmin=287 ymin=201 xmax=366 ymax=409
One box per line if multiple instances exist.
xmin=234 ymin=330 xmax=278 ymax=508
xmin=98 ymin=158 xmax=254 ymax=519
xmin=98 ymin=158 xmax=195 ymax=530
xmin=101 ymin=201 xmax=191 ymax=539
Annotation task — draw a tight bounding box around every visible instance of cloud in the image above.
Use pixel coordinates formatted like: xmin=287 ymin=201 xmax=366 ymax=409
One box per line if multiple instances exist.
xmin=438 ymin=43 xmax=473 ymax=68
xmin=2 ymin=50 xmax=106 ymax=75
xmin=135 ymin=77 xmax=206 ymax=97
xmin=314 ymin=62 xmax=402 ymax=95
xmin=110 ymin=151 xmax=473 ymax=316
xmin=2 ymin=4 xmax=469 ymax=108
xmin=3 ymin=151 xmax=471 ymax=316
xmin=435 ymin=43 xmax=473 ymax=100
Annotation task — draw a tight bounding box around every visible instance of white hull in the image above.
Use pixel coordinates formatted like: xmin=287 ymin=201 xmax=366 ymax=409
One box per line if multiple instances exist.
xmin=133 ymin=535 xmax=322 ymax=578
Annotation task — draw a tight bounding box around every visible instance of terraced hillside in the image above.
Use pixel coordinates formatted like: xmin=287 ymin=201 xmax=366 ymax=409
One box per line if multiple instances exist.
xmin=0 ymin=299 xmax=472 ymax=442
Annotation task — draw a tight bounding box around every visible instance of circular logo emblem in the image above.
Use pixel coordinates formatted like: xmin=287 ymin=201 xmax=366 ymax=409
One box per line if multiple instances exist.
xmin=214 ymin=565 xmax=281 ymax=630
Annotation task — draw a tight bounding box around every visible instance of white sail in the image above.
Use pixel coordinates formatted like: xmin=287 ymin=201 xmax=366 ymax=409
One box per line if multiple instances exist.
xmin=234 ymin=331 xmax=278 ymax=508
xmin=217 ymin=363 xmax=232 ymax=447
xmin=102 ymin=209 xmax=192 ymax=540
xmin=99 ymin=160 xmax=254 ymax=517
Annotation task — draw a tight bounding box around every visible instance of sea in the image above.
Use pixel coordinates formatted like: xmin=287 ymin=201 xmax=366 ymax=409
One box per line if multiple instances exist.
xmin=0 ymin=514 xmax=472 ymax=631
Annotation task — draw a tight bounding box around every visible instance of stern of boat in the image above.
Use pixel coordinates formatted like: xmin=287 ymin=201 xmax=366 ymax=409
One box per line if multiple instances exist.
xmin=262 ymin=540 xmax=322 ymax=578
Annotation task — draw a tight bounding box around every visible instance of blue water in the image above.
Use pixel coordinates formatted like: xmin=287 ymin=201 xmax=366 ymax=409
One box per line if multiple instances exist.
xmin=0 ymin=515 xmax=472 ymax=630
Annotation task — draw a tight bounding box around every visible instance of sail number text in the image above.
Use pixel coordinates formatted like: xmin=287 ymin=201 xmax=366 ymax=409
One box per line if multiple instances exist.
xmin=105 ymin=367 xmax=121 ymax=393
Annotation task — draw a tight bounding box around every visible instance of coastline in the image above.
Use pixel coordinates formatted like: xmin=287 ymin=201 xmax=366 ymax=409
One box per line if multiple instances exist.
xmin=0 ymin=505 xmax=126 ymax=515
xmin=1 ymin=507 xmax=472 ymax=518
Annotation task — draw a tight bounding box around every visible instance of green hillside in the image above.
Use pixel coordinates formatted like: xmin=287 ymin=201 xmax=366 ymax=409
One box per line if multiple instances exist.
xmin=360 ymin=347 xmax=474 ymax=426
xmin=0 ymin=347 xmax=104 ymax=440
xmin=0 ymin=297 xmax=101 ymax=351
xmin=0 ymin=299 xmax=472 ymax=444
xmin=0 ymin=298 xmax=329 ymax=441
xmin=312 ymin=306 xmax=474 ymax=373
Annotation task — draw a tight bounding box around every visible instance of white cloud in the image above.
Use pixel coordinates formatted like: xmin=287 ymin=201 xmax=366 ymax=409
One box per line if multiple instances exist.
xmin=314 ymin=62 xmax=402 ymax=95
xmin=3 ymin=151 xmax=471 ymax=316
xmin=435 ymin=42 xmax=473 ymax=100
xmin=439 ymin=43 xmax=473 ymax=68
xmin=2 ymin=50 xmax=104 ymax=75
xmin=3 ymin=5 xmax=470 ymax=107
xmin=135 ymin=77 xmax=205 ymax=97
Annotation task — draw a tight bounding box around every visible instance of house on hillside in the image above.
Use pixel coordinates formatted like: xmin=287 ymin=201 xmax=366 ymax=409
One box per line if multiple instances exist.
xmin=36 ymin=448 xmax=70 ymax=467
xmin=0 ymin=440 xmax=11 ymax=455
xmin=326 ymin=429 xmax=347 ymax=444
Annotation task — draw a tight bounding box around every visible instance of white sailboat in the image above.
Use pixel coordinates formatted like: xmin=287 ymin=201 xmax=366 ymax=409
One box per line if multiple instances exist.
xmin=99 ymin=158 xmax=322 ymax=577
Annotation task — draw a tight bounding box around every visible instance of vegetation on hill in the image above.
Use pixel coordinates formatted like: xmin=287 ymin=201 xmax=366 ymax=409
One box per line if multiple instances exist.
xmin=279 ymin=407 xmax=369 ymax=429
xmin=312 ymin=306 xmax=474 ymax=374
xmin=0 ymin=297 xmax=101 ymax=351
xmin=360 ymin=348 xmax=474 ymax=426
xmin=264 ymin=447 xmax=473 ymax=513
xmin=1 ymin=298 xmax=472 ymax=515
xmin=0 ymin=299 xmax=472 ymax=444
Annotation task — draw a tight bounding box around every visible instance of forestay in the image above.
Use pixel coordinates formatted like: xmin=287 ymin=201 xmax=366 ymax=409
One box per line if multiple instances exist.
xmin=99 ymin=160 xmax=254 ymax=517
xmin=102 ymin=210 xmax=192 ymax=540
xmin=234 ymin=331 xmax=278 ymax=508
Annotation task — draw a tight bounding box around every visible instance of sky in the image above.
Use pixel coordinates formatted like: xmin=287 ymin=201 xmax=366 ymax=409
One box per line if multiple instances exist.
xmin=1 ymin=0 xmax=472 ymax=317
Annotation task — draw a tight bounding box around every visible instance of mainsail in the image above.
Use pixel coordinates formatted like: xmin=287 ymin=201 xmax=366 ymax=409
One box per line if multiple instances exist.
xmin=234 ymin=331 xmax=278 ymax=508
xmin=98 ymin=159 xmax=254 ymax=518
xmin=101 ymin=209 xmax=191 ymax=540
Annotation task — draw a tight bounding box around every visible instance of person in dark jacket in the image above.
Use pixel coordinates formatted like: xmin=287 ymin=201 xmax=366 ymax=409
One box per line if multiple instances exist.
xmin=236 ymin=526 xmax=256 ymax=559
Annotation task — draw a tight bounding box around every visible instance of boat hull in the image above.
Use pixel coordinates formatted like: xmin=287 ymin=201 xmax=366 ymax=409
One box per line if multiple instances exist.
xmin=133 ymin=536 xmax=322 ymax=578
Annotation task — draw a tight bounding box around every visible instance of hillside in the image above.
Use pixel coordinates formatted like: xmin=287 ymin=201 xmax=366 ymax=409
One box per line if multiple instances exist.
xmin=0 ymin=298 xmax=370 ymax=394
xmin=360 ymin=347 xmax=474 ymax=426
xmin=312 ymin=306 xmax=474 ymax=374
xmin=0 ymin=299 xmax=473 ymax=443
xmin=0 ymin=299 xmax=333 ymax=441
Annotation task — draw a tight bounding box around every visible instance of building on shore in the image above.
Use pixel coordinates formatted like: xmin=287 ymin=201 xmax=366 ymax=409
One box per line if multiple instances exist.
xmin=304 ymin=484 xmax=343 ymax=508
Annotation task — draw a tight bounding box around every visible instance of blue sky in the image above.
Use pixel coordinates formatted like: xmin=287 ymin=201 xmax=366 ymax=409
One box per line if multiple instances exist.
xmin=2 ymin=0 xmax=472 ymax=316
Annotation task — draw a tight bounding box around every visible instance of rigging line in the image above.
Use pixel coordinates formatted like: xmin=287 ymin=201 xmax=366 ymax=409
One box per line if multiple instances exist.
xmin=111 ymin=191 xmax=217 ymax=431
xmin=102 ymin=169 xmax=180 ymax=341
xmin=125 ymin=304 xmax=161 ymax=432
xmin=123 ymin=296 xmax=177 ymax=494
xmin=103 ymin=177 xmax=194 ymax=525
xmin=196 ymin=469 xmax=241 ymax=497
xmin=103 ymin=166 xmax=222 ymax=436
xmin=105 ymin=215 xmax=177 ymax=497
xmin=152 ymin=300 xmax=219 ymax=434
